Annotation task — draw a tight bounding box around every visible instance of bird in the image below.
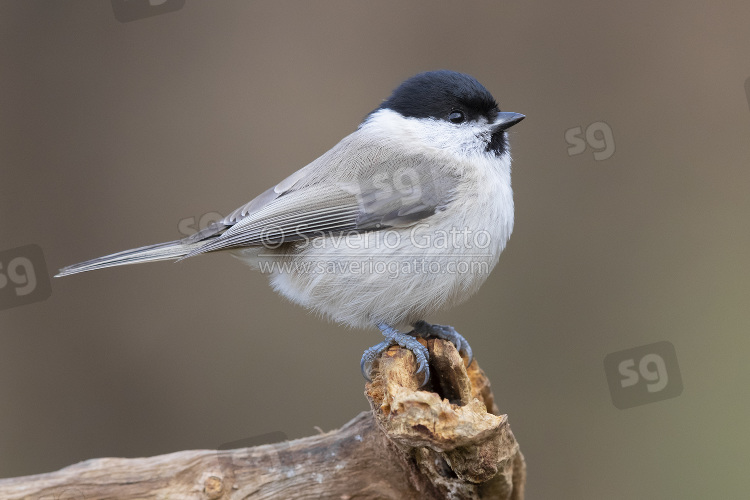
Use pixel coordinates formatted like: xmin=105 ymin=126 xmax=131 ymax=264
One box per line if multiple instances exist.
xmin=55 ymin=70 xmax=524 ymax=385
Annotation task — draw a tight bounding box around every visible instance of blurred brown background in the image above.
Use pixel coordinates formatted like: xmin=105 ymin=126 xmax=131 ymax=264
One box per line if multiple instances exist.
xmin=2 ymin=1 xmax=749 ymax=498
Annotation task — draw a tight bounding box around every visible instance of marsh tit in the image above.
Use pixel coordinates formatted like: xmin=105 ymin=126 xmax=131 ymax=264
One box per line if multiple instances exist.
xmin=56 ymin=70 xmax=524 ymax=384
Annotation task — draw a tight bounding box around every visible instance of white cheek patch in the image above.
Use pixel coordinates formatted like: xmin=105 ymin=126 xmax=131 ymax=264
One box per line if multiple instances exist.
xmin=364 ymin=109 xmax=494 ymax=161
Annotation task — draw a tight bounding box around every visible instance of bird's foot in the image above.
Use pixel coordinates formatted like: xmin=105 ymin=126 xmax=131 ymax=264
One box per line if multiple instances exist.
xmin=361 ymin=323 xmax=430 ymax=386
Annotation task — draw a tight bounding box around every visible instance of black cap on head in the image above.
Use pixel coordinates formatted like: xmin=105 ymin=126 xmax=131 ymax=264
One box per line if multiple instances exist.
xmin=379 ymin=70 xmax=500 ymax=123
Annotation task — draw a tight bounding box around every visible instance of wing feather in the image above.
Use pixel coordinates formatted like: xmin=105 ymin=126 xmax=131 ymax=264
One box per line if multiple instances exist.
xmin=183 ymin=132 xmax=460 ymax=258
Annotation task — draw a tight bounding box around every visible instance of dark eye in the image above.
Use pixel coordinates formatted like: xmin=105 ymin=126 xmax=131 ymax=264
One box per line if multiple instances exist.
xmin=448 ymin=110 xmax=465 ymax=124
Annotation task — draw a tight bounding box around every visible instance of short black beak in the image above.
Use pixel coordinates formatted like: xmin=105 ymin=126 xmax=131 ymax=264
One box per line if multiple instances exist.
xmin=493 ymin=112 xmax=525 ymax=132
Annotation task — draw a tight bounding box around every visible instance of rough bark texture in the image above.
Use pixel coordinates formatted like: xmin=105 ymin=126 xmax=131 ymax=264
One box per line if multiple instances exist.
xmin=0 ymin=339 xmax=524 ymax=499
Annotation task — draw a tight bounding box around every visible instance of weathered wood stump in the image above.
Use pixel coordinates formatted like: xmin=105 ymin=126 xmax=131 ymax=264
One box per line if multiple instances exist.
xmin=0 ymin=339 xmax=524 ymax=499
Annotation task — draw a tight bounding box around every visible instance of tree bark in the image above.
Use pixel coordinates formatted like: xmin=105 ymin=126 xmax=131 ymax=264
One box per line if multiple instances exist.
xmin=0 ymin=339 xmax=524 ymax=499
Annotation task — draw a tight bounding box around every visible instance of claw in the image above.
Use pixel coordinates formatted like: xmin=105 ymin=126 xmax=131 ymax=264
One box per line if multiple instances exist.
xmin=360 ymin=356 xmax=372 ymax=382
xmin=360 ymin=341 xmax=391 ymax=382
xmin=409 ymin=342 xmax=430 ymax=387
xmin=452 ymin=336 xmax=463 ymax=354
xmin=415 ymin=362 xmax=430 ymax=387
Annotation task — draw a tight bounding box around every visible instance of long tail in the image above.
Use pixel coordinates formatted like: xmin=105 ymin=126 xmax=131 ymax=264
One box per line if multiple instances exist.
xmin=55 ymin=239 xmax=207 ymax=277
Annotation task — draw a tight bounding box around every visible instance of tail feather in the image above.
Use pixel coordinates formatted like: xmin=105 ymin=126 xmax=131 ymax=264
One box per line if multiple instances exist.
xmin=55 ymin=239 xmax=206 ymax=277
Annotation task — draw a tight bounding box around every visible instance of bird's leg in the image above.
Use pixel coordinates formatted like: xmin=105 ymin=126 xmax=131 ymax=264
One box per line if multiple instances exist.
xmin=360 ymin=323 xmax=430 ymax=386
xmin=412 ymin=320 xmax=473 ymax=366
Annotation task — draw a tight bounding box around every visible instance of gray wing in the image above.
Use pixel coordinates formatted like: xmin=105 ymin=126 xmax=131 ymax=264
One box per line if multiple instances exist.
xmin=182 ymin=134 xmax=459 ymax=258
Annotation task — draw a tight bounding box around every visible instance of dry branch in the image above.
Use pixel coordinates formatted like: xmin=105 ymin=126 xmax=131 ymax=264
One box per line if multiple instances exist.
xmin=0 ymin=339 xmax=524 ymax=499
